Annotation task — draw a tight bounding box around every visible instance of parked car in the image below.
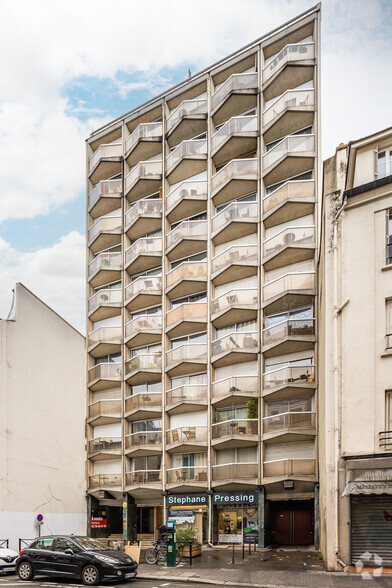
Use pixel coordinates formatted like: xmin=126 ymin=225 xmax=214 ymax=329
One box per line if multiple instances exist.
xmin=17 ymin=536 xmax=137 ymax=585
xmin=0 ymin=546 xmax=19 ymax=574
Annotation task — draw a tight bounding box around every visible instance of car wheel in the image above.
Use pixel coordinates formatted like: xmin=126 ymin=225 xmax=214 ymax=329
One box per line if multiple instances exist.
xmin=18 ymin=562 xmax=34 ymax=581
xmin=81 ymin=565 xmax=100 ymax=586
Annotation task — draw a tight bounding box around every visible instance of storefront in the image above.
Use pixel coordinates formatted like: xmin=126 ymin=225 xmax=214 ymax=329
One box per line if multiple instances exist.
xmin=167 ymin=494 xmax=208 ymax=544
xmin=213 ymin=492 xmax=258 ymax=544
xmin=136 ymin=501 xmax=163 ymax=541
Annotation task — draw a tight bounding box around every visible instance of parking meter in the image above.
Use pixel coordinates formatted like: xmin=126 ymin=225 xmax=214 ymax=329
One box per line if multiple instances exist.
xmin=166 ymin=521 xmax=176 ymax=567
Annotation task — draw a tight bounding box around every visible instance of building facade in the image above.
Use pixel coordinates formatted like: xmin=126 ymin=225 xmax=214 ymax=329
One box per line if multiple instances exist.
xmin=86 ymin=5 xmax=321 ymax=547
xmin=320 ymin=128 xmax=392 ymax=570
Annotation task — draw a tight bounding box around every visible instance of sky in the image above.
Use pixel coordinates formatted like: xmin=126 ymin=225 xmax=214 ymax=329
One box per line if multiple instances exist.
xmin=0 ymin=0 xmax=391 ymax=333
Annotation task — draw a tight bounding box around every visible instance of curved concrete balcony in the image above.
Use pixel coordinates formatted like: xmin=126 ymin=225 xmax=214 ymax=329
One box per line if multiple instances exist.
xmin=88 ymin=437 xmax=122 ymax=460
xmin=167 ymin=466 xmax=208 ymax=489
xmin=263 ymin=271 xmax=315 ymax=308
xmin=88 ymin=143 xmax=122 ymax=184
xmin=88 ymin=288 xmax=122 ymax=322
xmin=263 ymin=365 xmax=316 ymax=400
xmin=125 ymin=276 xmax=162 ymax=312
xmin=263 ymin=226 xmax=315 ymax=271
xmin=263 ymin=88 xmax=315 ymax=144
xmin=263 ymin=134 xmax=316 ymax=186
xmin=166 ymin=139 xmax=207 ymax=185
xmin=263 ymin=411 xmax=316 ymax=442
xmin=88 ymin=326 xmax=122 ymax=357
xmin=88 ymin=252 xmax=122 ymax=288
xmin=211 ymin=289 xmax=258 ymax=328
xmin=125 ymin=199 xmax=162 ymax=240
xmin=88 ymin=362 xmax=122 ymax=392
xmin=211 ymin=375 xmax=259 ymax=408
xmin=212 ymin=201 xmax=258 ymax=246
xmin=262 ymin=42 xmax=315 ymax=100
xmin=125 ymin=431 xmax=162 ymax=456
xmin=88 ymin=179 xmax=122 ymax=219
xmin=211 ymin=245 xmax=258 ymax=286
xmin=212 ymin=462 xmax=258 ymax=488
xmin=166 ymin=425 xmax=207 ymax=453
xmin=125 ymin=122 xmax=162 ymax=167
xmin=211 ymin=115 xmax=258 ymax=168
xmin=125 ymin=469 xmax=162 ymax=488
xmin=125 ymin=314 xmax=162 ymax=347
xmin=88 ymin=473 xmax=122 ymax=491
xmin=263 ymin=179 xmax=315 ymax=228
xmin=166 ymin=180 xmax=207 ymax=224
xmin=166 ymin=99 xmax=207 ymax=147
xmin=88 ymin=216 xmax=122 ymax=254
xmin=166 ymin=261 xmax=207 ymax=299
xmin=88 ymin=399 xmax=122 ymax=426
xmin=125 ymin=237 xmax=162 ymax=275
xmin=212 ymin=72 xmax=258 ymax=125
xmin=211 ymin=159 xmax=257 ymax=207
xmin=263 ymin=318 xmax=315 ymax=357
xmin=125 ymin=392 xmax=162 ymax=421
xmin=212 ymin=419 xmax=258 ymax=449
xmin=166 ymin=302 xmax=207 ymax=338
xmin=263 ymin=457 xmax=316 ymax=481
xmin=211 ymin=331 xmax=259 ymax=367
xmin=125 ymin=354 xmax=162 ymax=385
xmin=166 ymin=343 xmax=207 ymax=377
xmin=166 ymin=384 xmax=208 ymax=414
xmin=125 ymin=160 xmax=162 ymax=203
xmin=166 ymin=220 xmax=207 ymax=261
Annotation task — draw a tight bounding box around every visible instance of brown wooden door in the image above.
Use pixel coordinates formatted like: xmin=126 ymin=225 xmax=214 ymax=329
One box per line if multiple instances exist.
xmin=271 ymin=509 xmax=291 ymax=545
xmin=293 ymin=508 xmax=314 ymax=545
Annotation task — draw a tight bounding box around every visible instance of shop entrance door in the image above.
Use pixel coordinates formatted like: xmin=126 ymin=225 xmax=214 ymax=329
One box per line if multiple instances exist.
xmin=137 ymin=507 xmax=154 ymax=534
xmin=269 ymin=500 xmax=314 ymax=546
xmin=271 ymin=508 xmax=291 ymax=544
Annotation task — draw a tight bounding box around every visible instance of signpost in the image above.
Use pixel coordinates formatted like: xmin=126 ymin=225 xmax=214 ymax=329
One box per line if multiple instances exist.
xmin=36 ymin=514 xmax=43 ymax=537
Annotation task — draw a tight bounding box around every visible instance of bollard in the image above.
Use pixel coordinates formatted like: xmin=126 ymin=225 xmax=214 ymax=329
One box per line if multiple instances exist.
xmin=189 ymin=541 xmax=193 ymax=567
xmin=232 ymin=540 xmax=235 ymax=564
xmin=254 ymin=537 xmax=256 ymax=553
xmin=242 ymin=538 xmax=244 ymax=559
xmin=249 ymin=540 xmax=251 ymax=555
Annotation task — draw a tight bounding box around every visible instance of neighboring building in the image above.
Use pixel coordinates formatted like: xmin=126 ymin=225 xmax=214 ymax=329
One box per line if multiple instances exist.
xmin=320 ymin=128 xmax=392 ymax=570
xmin=0 ymin=283 xmax=86 ymax=550
xmin=86 ymin=5 xmax=321 ymax=546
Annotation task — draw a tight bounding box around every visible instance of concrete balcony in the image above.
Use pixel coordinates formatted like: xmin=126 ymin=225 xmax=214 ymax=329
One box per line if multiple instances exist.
xmin=125 ymin=354 xmax=162 ymax=385
xmin=125 ymin=431 xmax=162 ymax=456
xmin=212 ymin=419 xmax=258 ymax=449
xmin=167 ymin=466 xmax=208 ymax=489
xmin=211 ymin=245 xmax=258 ymax=286
xmin=88 ymin=362 xmax=122 ymax=392
xmin=166 ymin=261 xmax=207 ymax=299
xmin=88 ymin=216 xmax=122 ymax=254
xmin=166 ymin=139 xmax=207 ymax=185
xmin=166 ymin=343 xmax=207 ymax=377
xmin=263 ymin=457 xmax=316 ymax=480
xmin=166 ymin=180 xmax=207 ymax=224
xmin=88 ymin=288 xmax=122 ymax=322
xmin=211 ymin=289 xmax=258 ymax=328
xmin=125 ymin=314 xmax=162 ymax=347
xmin=125 ymin=470 xmax=162 ymax=487
xmin=88 ymin=252 xmax=122 ymax=288
xmin=211 ymin=159 xmax=257 ymax=207
xmin=263 ymin=272 xmax=315 ymax=308
xmin=125 ymin=199 xmax=162 ymax=240
xmin=211 ymin=375 xmax=259 ymax=408
xmin=88 ymin=437 xmax=122 ymax=460
xmin=125 ymin=392 xmax=162 ymax=421
xmin=88 ymin=399 xmax=122 ymax=426
xmin=166 ymin=425 xmax=207 ymax=453
xmin=88 ymin=179 xmax=122 ymax=219
xmin=263 ymin=318 xmax=315 ymax=357
xmin=125 ymin=237 xmax=162 ymax=275
xmin=263 ymin=134 xmax=316 ymax=186
xmin=166 ymin=302 xmax=207 ymax=338
xmin=263 ymin=88 xmax=315 ymax=144
xmin=125 ymin=276 xmax=162 ymax=313
xmin=88 ymin=326 xmax=122 ymax=357
xmin=263 ymin=226 xmax=315 ymax=271
xmin=125 ymin=122 xmax=162 ymax=167
xmin=212 ymin=331 xmax=259 ymax=367
xmin=212 ymin=201 xmax=258 ymax=246
xmin=166 ymin=99 xmax=207 ymax=147
xmin=262 ymin=42 xmax=315 ymax=101
xmin=88 ymin=143 xmax=122 ymax=185
xmin=211 ymin=115 xmax=258 ymax=168
xmin=212 ymin=462 xmax=258 ymax=488
xmin=125 ymin=160 xmax=162 ymax=203
xmin=88 ymin=473 xmax=122 ymax=490
xmin=263 ymin=365 xmax=316 ymax=401
xmin=263 ymin=411 xmax=316 ymax=442
xmin=166 ymin=385 xmax=208 ymax=415
xmin=166 ymin=220 xmax=207 ymax=261
xmin=212 ymin=72 xmax=258 ymax=125
xmin=263 ymin=179 xmax=315 ymax=228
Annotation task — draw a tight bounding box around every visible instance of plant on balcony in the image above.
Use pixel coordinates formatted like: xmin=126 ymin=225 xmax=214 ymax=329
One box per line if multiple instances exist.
xmin=247 ymin=398 xmax=258 ymax=419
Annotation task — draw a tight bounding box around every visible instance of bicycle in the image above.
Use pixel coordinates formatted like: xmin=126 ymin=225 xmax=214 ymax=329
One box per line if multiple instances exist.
xmin=144 ymin=541 xmax=182 ymax=566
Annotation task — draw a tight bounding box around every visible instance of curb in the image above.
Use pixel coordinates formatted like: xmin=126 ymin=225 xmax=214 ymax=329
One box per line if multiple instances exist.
xmin=138 ymin=573 xmax=286 ymax=588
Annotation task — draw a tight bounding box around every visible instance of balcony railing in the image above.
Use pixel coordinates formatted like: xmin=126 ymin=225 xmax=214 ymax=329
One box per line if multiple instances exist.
xmin=212 ymin=462 xmax=258 ymax=480
xmin=88 ymin=289 xmax=122 ymax=314
xmin=88 ymin=437 xmax=121 ymax=453
xmin=264 ymin=226 xmax=315 ymax=258
xmin=386 ymin=334 xmax=392 ymax=349
xmin=166 ymin=344 xmax=207 ymax=366
xmin=263 ymin=89 xmax=315 ymax=127
xmin=167 ymin=302 xmax=207 ymax=327
xmin=212 ymin=72 xmax=258 ymax=111
xmin=263 ymin=179 xmax=315 ymax=215
xmin=125 ymin=354 xmax=162 ymax=375
xmin=262 ymin=42 xmax=315 ymax=83
xmin=212 ymin=332 xmax=259 ymax=357
xmin=88 ymin=326 xmax=121 ymax=346
xmin=212 ymin=245 xmax=258 ymax=275
xmin=167 ymin=99 xmax=207 ymax=133
xmin=125 ymin=122 xmax=162 ymax=154
xmin=89 ymin=179 xmax=122 ymax=210
xmin=89 ymin=399 xmax=121 ymax=418
xmin=125 ymin=160 xmax=162 ymax=193
xmin=263 ymin=134 xmax=315 ymax=170
xmin=167 ymin=220 xmax=207 ymax=249
xmin=166 ymin=385 xmax=208 ymax=405
xmin=125 ymin=431 xmax=162 ymax=448
xmin=212 ymin=115 xmax=258 ymax=152
xmin=125 ymin=314 xmax=162 ymax=339
xmin=125 ymin=237 xmax=162 ymax=265
xmin=167 ymin=180 xmax=207 ymax=214
xmin=379 ymin=430 xmax=392 ymax=450
xmin=125 ymin=392 xmax=162 ymax=413
xmin=166 ymin=139 xmax=207 ymax=173
xmin=89 ymin=474 xmax=121 ymax=488
xmin=88 ymin=363 xmax=122 ymax=383
xmin=211 ymin=289 xmax=258 ymax=316
xmin=126 ymin=470 xmax=162 ymax=485
xmin=263 ymin=318 xmax=315 ymax=346
xmin=89 ymin=143 xmax=122 ymax=172
xmin=89 ymin=217 xmax=121 ymax=243
xmin=263 ymin=272 xmax=315 ymax=301
xmin=213 ymin=202 xmax=258 ymax=233
xmin=211 ymin=158 xmax=257 ymax=198
xmin=125 ymin=276 xmax=162 ymax=301
xmin=167 ymin=466 xmax=208 ymax=483
xmin=263 ymin=458 xmax=316 ymax=477
xmin=125 ymin=199 xmax=162 ymax=228
xmin=263 ymin=365 xmax=315 ymax=390
xmin=88 ymin=252 xmax=122 ymax=279
xmin=263 ymin=411 xmax=316 ymax=434
xmin=212 ymin=419 xmax=258 ymax=439
xmin=166 ymin=262 xmax=207 ymax=288
xmin=166 ymin=426 xmax=207 ymax=445
xmin=212 ymin=375 xmax=259 ymax=399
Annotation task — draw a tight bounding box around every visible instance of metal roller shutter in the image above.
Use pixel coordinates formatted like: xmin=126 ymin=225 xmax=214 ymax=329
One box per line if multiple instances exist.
xmin=351 ymin=495 xmax=392 ymax=566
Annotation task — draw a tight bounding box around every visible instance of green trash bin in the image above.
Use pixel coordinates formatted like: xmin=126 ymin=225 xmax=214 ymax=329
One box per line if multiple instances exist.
xmin=166 ymin=521 xmax=177 ymax=567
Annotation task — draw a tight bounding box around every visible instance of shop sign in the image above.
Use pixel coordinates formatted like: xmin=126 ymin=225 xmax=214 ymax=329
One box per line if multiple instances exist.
xmin=90 ymin=516 xmax=107 ymax=529
xmin=167 ymin=493 xmax=208 ymax=507
xmin=213 ymin=492 xmax=257 ymax=505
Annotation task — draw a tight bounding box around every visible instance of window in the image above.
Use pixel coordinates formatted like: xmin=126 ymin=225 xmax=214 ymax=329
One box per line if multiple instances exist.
xmin=54 ymin=538 xmax=77 ymax=553
xmin=385 ymin=391 xmax=392 ymax=432
xmin=171 ymin=373 xmax=207 ymax=388
xmin=171 ymin=291 xmax=207 ymax=309
xmin=131 ymin=343 xmax=161 ymax=357
xmin=265 ymin=306 xmax=313 ymax=327
xmin=94 ymin=352 xmax=121 ymax=366
xmin=131 ymin=381 xmax=161 ymax=395
xmin=387 ymin=211 xmax=392 ymax=265
xmin=131 ymin=455 xmax=161 ymax=471
xmin=386 ymin=300 xmax=392 ymax=348
xmin=215 ymin=447 xmax=257 ymax=465
xmin=171 ymin=332 xmax=207 ymax=349
xmin=214 ymin=405 xmax=249 ymax=423
xmin=170 ymin=250 xmax=207 ymax=269
xmin=33 ymin=538 xmax=54 ymax=550
xmin=216 ymin=320 xmax=257 ymax=339
xmin=215 ymin=192 xmax=257 ymax=215
xmin=130 ymin=305 xmax=161 ymax=318
xmin=378 ymin=149 xmax=392 ymax=179
xmin=131 ymin=419 xmax=162 ymax=433
xmin=265 ymin=396 xmax=312 ymax=416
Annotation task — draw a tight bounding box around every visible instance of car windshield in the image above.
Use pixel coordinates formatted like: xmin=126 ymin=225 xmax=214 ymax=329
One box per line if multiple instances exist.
xmin=74 ymin=537 xmax=114 ymax=551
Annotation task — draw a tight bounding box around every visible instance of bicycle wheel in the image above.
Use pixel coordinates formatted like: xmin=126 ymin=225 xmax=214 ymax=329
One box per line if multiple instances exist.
xmin=144 ymin=547 xmax=158 ymax=564
xmin=157 ymin=546 xmax=166 ymax=561
xmin=175 ymin=549 xmax=182 ymax=566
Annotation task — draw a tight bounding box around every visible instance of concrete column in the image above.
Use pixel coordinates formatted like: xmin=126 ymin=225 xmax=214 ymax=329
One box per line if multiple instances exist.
xmin=86 ymin=494 xmax=93 ymax=537
xmin=258 ymin=487 xmax=265 ymax=548
xmin=122 ymin=494 xmax=137 ymax=544
xmin=314 ymin=483 xmax=320 ymax=550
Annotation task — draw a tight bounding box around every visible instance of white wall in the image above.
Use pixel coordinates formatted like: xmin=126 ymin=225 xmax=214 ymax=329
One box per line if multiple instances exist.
xmin=93 ymin=459 xmax=122 ymax=474
xmin=93 ymin=423 xmax=122 ymax=438
xmin=170 ymin=410 xmax=207 ymax=428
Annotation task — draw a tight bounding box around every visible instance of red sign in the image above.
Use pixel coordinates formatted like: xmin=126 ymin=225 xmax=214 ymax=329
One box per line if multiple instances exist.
xmin=90 ymin=516 xmax=107 ymax=529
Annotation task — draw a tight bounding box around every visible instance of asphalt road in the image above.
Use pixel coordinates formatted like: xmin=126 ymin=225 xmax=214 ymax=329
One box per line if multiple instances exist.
xmin=0 ymin=577 xmax=203 ymax=588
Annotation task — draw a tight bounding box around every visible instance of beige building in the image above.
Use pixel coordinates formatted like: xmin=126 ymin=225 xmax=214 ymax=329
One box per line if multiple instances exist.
xmin=86 ymin=5 xmax=321 ymax=546
xmin=320 ymin=127 xmax=392 ymax=570
xmin=0 ymin=284 xmax=86 ymax=550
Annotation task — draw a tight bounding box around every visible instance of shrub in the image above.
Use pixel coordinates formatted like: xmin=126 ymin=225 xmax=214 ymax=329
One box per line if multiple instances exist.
xmin=176 ymin=528 xmax=200 ymax=548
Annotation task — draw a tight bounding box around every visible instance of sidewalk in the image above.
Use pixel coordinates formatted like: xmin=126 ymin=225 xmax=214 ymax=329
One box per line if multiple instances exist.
xmin=138 ymin=546 xmax=392 ymax=587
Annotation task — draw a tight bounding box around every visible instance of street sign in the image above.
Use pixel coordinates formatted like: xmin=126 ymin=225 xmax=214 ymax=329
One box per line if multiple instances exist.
xmin=36 ymin=514 xmax=44 ymax=525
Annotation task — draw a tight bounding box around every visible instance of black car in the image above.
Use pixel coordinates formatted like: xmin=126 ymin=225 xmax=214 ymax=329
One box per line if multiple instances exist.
xmin=17 ymin=536 xmax=137 ymax=585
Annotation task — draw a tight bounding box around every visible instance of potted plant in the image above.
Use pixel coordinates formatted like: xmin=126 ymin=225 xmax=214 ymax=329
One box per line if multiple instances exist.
xmin=176 ymin=528 xmax=202 ymax=557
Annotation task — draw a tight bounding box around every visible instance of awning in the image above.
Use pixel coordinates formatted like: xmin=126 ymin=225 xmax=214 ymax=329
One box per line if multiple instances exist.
xmin=342 ymin=481 xmax=392 ymax=496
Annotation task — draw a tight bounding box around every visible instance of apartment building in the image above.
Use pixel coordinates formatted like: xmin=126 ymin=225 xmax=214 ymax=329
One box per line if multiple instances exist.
xmin=320 ymin=128 xmax=392 ymax=570
xmin=86 ymin=5 xmax=321 ymax=547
